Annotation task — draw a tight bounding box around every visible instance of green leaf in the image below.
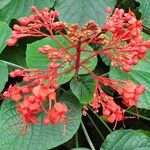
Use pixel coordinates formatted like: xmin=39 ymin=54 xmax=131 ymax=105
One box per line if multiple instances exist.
xmin=101 ymin=129 xmax=150 ymax=150
xmin=0 ymin=0 xmax=54 ymax=23
xmin=55 ymin=0 xmax=116 ymax=26
xmin=136 ymin=0 xmax=150 ymax=28
xmin=0 ymin=44 xmax=27 ymax=68
xmin=0 ymin=21 xmax=11 ymax=53
xmin=0 ymin=61 xmax=8 ymax=92
xmin=0 ymin=92 xmax=82 ymax=150
xmin=26 ymin=36 xmax=97 ymax=85
xmin=0 ymin=0 xmax=11 ymax=10
xmin=100 ymin=54 xmax=111 ymax=66
xmin=70 ymin=74 xmax=95 ymax=104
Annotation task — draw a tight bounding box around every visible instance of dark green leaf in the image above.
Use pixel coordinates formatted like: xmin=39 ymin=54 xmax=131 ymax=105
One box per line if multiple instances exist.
xmin=0 ymin=61 xmax=8 ymax=92
xmin=0 ymin=92 xmax=82 ymax=150
xmin=0 ymin=0 xmax=54 ymax=23
xmin=100 ymin=54 xmax=111 ymax=66
xmin=0 ymin=44 xmax=27 ymax=68
xmin=0 ymin=21 xmax=11 ymax=53
xmin=55 ymin=0 xmax=116 ymax=26
xmin=101 ymin=129 xmax=150 ymax=150
xmin=70 ymin=74 xmax=95 ymax=104
xmin=136 ymin=0 xmax=150 ymax=28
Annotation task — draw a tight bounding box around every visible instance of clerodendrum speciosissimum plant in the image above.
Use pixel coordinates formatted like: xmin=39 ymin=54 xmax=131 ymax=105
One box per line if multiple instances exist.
xmin=3 ymin=6 xmax=150 ymax=129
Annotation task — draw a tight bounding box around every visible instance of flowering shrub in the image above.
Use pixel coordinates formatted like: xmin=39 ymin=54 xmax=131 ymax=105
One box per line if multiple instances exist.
xmin=0 ymin=1 xmax=150 ymax=150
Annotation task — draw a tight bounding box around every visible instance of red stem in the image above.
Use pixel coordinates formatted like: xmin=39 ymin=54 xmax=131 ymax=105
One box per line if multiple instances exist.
xmin=74 ymin=40 xmax=82 ymax=79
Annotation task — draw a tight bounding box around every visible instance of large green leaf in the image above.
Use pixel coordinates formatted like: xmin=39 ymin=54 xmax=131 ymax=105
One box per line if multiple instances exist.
xmin=0 ymin=61 xmax=8 ymax=92
xmin=0 ymin=21 xmax=11 ymax=53
xmin=0 ymin=92 xmax=82 ymax=150
xmin=70 ymin=74 xmax=95 ymax=104
xmin=55 ymin=0 xmax=116 ymax=26
xmin=101 ymin=129 xmax=150 ymax=150
xmin=136 ymin=0 xmax=150 ymax=28
xmin=0 ymin=0 xmax=11 ymax=10
xmin=26 ymin=36 xmax=97 ymax=85
xmin=0 ymin=0 xmax=55 ymax=23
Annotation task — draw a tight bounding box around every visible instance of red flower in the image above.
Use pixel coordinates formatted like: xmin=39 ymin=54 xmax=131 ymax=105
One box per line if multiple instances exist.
xmin=32 ymin=85 xmax=54 ymax=97
xmin=3 ymin=85 xmax=21 ymax=102
xmin=43 ymin=102 xmax=68 ymax=125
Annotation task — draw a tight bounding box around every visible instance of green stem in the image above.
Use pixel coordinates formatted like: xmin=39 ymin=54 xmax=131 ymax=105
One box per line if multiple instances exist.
xmin=101 ymin=72 xmax=109 ymax=77
xmin=81 ymin=121 xmax=96 ymax=150
xmin=0 ymin=60 xmax=26 ymax=69
xmin=87 ymin=113 xmax=105 ymax=140
xmin=127 ymin=110 xmax=150 ymax=121
xmin=88 ymin=106 xmax=112 ymax=133
xmin=75 ymin=132 xmax=79 ymax=148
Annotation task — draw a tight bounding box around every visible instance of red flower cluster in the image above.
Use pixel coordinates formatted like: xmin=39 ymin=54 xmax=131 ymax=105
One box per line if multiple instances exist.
xmin=121 ymin=82 xmax=145 ymax=107
xmin=89 ymin=78 xmax=145 ymax=124
xmin=3 ymin=7 xmax=150 ymax=129
xmin=7 ymin=6 xmax=67 ymax=46
xmin=102 ymin=8 xmax=150 ymax=72
xmin=3 ymin=64 xmax=68 ymax=126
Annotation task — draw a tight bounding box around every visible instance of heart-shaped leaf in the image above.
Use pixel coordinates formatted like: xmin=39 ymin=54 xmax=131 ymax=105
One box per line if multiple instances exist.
xmin=70 ymin=74 xmax=95 ymax=104
xmin=0 ymin=92 xmax=82 ymax=150
xmin=101 ymin=129 xmax=150 ymax=150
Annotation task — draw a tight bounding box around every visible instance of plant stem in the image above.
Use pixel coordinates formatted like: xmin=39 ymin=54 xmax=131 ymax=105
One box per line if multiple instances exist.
xmin=74 ymin=40 xmax=81 ymax=79
xmin=101 ymin=72 xmax=109 ymax=77
xmin=88 ymin=106 xmax=112 ymax=133
xmin=127 ymin=110 xmax=150 ymax=121
xmin=75 ymin=132 xmax=79 ymax=148
xmin=81 ymin=121 xmax=96 ymax=150
xmin=87 ymin=113 xmax=105 ymax=140
xmin=0 ymin=60 xmax=26 ymax=69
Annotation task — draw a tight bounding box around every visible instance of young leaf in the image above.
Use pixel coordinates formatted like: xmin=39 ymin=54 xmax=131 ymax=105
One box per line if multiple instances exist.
xmin=0 ymin=92 xmax=82 ymax=150
xmin=0 ymin=21 xmax=11 ymax=53
xmin=70 ymin=74 xmax=95 ymax=104
xmin=101 ymin=129 xmax=150 ymax=150
xmin=55 ymin=0 xmax=116 ymax=26
xmin=0 ymin=61 xmax=8 ymax=92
